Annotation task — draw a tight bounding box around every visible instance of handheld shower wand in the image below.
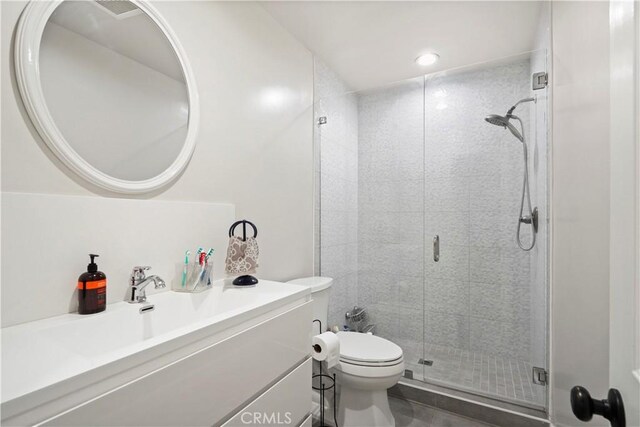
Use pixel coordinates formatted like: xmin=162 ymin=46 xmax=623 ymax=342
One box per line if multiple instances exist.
xmin=484 ymin=97 xmax=538 ymax=251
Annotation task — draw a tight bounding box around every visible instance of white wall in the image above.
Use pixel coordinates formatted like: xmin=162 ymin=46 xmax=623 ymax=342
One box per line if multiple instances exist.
xmin=1 ymin=1 xmax=314 ymax=326
xmin=1 ymin=193 xmax=235 ymax=326
xmin=608 ymin=2 xmax=640 ymax=426
xmin=550 ymin=2 xmax=611 ymax=425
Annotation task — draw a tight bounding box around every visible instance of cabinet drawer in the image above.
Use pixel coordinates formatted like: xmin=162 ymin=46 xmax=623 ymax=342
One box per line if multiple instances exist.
xmin=44 ymin=302 xmax=311 ymax=426
xmin=222 ymin=358 xmax=311 ymax=427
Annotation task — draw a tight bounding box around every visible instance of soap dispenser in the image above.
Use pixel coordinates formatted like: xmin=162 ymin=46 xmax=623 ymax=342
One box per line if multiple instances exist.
xmin=77 ymin=254 xmax=107 ymax=314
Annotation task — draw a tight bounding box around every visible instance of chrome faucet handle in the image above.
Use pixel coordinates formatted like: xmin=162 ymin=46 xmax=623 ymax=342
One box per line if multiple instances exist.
xmin=131 ymin=266 xmax=151 ymax=283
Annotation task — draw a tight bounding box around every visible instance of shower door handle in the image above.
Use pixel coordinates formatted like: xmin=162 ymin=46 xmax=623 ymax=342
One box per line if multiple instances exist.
xmin=433 ymin=235 xmax=440 ymax=262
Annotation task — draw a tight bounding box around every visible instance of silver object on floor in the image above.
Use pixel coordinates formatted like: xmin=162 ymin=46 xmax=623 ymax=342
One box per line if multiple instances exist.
xmin=418 ymin=358 xmax=434 ymax=366
xmin=485 ymin=97 xmax=538 ymax=251
xmin=345 ymin=306 xmax=368 ymax=332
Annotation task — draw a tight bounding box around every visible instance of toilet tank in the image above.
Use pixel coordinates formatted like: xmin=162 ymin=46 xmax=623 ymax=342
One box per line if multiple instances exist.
xmin=287 ymin=277 xmax=333 ymax=334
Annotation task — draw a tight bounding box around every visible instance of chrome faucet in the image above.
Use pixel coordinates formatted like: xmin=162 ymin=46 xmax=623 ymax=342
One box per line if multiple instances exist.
xmin=127 ymin=266 xmax=166 ymax=304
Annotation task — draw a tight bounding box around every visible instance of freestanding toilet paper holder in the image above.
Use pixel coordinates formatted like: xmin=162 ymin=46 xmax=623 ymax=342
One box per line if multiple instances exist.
xmin=312 ymin=319 xmax=338 ymax=427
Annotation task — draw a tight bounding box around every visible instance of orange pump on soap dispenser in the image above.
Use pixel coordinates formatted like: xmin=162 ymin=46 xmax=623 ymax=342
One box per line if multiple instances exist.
xmin=77 ymin=254 xmax=107 ymax=314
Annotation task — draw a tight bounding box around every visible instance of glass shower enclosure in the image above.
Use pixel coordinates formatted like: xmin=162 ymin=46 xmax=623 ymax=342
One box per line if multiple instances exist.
xmin=314 ymin=50 xmax=549 ymax=410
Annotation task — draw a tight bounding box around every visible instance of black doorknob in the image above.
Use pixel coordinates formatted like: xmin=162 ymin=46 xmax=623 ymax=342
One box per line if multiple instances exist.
xmin=571 ymin=386 xmax=626 ymax=427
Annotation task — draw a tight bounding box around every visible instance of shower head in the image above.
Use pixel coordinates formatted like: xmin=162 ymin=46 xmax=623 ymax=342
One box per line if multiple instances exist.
xmin=485 ymin=97 xmax=534 ymax=142
xmin=484 ymin=114 xmax=524 ymax=142
xmin=485 ymin=114 xmax=509 ymax=127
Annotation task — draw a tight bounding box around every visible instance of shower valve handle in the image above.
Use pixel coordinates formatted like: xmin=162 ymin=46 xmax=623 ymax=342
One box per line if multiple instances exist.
xmin=433 ymin=235 xmax=439 ymax=262
xmin=519 ymin=207 xmax=539 ymax=233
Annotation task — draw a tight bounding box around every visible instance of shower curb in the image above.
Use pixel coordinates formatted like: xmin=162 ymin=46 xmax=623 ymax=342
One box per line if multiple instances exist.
xmin=389 ymin=382 xmax=549 ymax=427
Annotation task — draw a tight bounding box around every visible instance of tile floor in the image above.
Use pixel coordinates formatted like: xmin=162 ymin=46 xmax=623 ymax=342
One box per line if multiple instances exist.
xmin=389 ymin=396 xmax=497 ymax=427
xmin=405 ymin=344 xmax=545 ymax=407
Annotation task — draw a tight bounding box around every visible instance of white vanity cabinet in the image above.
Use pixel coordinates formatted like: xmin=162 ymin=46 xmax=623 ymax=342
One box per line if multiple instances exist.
xmin=1 ymin=281 xmax=312 ymax=427
xmin=222 ymin=359 xmax=312 ymax=427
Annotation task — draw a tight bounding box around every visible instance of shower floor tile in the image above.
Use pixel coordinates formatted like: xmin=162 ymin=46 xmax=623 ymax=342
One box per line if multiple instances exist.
xmin=405 ymin=344 xmax=545 ymax=408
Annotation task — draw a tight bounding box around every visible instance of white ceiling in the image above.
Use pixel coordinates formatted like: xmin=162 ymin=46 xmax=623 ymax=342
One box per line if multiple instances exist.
xmin=262 ymin=1 xmax=543 ymax=91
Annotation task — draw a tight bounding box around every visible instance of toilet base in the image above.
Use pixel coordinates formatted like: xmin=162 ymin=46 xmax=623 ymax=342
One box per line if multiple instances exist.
xmin=337 ymin=386 xmax=395 ymax=427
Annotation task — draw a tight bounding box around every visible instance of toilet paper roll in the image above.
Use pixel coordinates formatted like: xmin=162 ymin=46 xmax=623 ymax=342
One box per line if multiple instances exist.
xmin=312 ymin=331 xmax=340 ymax=369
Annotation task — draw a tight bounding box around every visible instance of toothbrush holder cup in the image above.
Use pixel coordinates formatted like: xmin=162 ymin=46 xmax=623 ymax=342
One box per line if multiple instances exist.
xmin=172 ymin=261 xmax=213 ymax=293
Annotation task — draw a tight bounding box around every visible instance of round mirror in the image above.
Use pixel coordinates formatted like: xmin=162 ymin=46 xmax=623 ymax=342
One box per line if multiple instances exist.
xmin=14 ymin=0 xmax=199 ymax=193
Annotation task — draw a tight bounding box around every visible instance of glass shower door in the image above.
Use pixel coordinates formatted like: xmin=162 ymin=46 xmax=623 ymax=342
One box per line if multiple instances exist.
xmin=422 ymin=53 xmax=548 ymax=409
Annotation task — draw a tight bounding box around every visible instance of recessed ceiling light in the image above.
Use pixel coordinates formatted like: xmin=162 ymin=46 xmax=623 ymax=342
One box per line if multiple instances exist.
xmin=415 ymin=53 xmax=440 ymax=67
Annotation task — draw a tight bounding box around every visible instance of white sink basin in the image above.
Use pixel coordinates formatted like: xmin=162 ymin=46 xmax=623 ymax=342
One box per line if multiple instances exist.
xmin=1 ymin=280 xmax=310 ymax=404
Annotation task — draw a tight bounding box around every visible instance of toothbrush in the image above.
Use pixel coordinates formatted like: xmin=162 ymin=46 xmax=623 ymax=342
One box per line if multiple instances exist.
xmin=190 ymin=248 xmax=204 ymax=290
xmin=199 ymin=248 xmax=214 ymax=282
xmin=181 ymin=250 xmax=190 ymax=288
xmin=192 ymin=263 xmax=205 ymax=291
xmin=191 ymin=247 xmax=214 ymax=290
xmin=203 ymin=248 xmax=215 ymax=286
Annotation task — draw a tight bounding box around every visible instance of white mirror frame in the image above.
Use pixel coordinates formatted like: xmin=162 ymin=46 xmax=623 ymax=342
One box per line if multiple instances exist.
xmin=14 ymin=0 xmax=199 ymax=194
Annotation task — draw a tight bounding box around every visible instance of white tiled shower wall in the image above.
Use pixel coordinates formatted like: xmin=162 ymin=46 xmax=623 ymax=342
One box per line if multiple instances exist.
xmin=357 ymin=78 xmax=425 ymax=359
xmin=316 ymin=57 xmax=547 ymax=364
xmin=422 ymin=59 xmax=534 ymax=361
xmin=314 ymin=59 xmax=359 ymax=329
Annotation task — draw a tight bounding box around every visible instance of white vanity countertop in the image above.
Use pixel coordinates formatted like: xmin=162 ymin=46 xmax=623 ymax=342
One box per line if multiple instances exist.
xmin=1 ymin=280 xmax=310 ymax=404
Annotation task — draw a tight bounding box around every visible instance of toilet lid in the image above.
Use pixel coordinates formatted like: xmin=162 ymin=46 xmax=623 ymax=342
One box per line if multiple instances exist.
xmin=287 ymin=277 xmax=333 ymax=292
xmin=337 ymin=332 xmax=403 ymax=364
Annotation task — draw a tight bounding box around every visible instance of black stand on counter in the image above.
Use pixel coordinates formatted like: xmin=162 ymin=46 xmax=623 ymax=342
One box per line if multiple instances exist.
xmin=228 ymin=220 xmax=259 ymax=286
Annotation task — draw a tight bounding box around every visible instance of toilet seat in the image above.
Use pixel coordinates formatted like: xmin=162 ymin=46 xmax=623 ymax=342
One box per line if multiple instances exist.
xmin=337 ymin=331 xmax=403 ymax=363
xmin=336 ymin=358 xmax=404 ymax=379
xmin=335 ymin=331 xmax=404 ymax=376
xmin=340 ymin=356 xmax=404 ymax=367
xmin=334 ymin=332 xmax=405 ymax=381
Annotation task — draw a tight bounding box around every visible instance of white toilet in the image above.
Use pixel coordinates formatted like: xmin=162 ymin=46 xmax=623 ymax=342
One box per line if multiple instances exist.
xmin=288 ymin=277 xmax=404 ymax=427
